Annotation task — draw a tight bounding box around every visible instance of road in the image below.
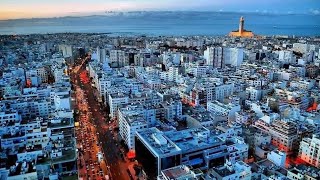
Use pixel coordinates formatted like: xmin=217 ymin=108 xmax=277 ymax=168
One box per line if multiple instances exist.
xmin=70 ymin=58 xmax=131 ymax=180
xmin=74 ymin=86 xmax=108 ymax=180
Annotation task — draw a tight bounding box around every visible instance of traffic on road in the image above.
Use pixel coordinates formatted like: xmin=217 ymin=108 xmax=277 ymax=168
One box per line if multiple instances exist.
xmin=71 ymin=57 xmax=132 ymax=180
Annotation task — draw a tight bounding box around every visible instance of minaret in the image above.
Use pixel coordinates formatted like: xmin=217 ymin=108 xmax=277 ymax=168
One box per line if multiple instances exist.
xmin=239 ymin=16 xmax=244 ymax=34
xmin=229 ymin=16 xmax=253 ymax=37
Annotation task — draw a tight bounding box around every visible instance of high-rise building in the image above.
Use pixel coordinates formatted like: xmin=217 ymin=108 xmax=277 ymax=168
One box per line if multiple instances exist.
xmin=118 ymin=106 xmax=148 ymax=150
xmin=110 ymin=50 xmax=128 ymax=67
xmin=224 ymin=48 xmax=244 ymax=67
xmin=204 ymin=47 xmax=225 ymax=68
xmin=97 ymin=47 xmax=106 ymax=63
xmin=204 ymin=47 xmax=244 ymax=68
xmin=168 ymin=66 xmax=179 ymax=82
xmin=279 ymin=50 xmax=295 ymax=64
xmin=108 ymin=92 xmax=129 ymax=119
xmin=58 ymin=45 xmax=73 ymax=58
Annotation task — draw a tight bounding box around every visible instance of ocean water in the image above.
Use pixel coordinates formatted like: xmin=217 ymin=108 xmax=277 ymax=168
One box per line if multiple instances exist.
xmin=0 ymin=11 xmax=319 ymax=36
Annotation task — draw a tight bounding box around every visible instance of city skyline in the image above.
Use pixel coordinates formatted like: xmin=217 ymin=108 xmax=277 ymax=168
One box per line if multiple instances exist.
xmin=0 ymin=0 xmax=319 ymax=20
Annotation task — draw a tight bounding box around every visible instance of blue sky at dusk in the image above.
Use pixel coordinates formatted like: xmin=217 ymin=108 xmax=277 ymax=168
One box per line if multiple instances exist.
xmin=0 ymin=0 xmax=319 ymax=19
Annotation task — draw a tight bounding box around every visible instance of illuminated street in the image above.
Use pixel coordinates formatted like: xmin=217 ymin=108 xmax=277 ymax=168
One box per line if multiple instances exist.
xmin=71 ymin=57 xmax=131 ymax=180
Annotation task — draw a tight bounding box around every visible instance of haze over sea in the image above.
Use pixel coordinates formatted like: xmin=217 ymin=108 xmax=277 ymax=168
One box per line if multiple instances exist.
xmin=0 ymin=11 xmax=319 ymax=36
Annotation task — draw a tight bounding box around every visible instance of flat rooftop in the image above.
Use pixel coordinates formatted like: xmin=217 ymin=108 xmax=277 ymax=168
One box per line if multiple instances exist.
xmin=164 ymin=127 xmax=224 ymax=153
xmin=136 ymin=127 xmax=181 ymax=157
xmin=37 ymin=149 xmax=76 ymax=165
xmin=125 ymin=114 xmax=148 ymax=126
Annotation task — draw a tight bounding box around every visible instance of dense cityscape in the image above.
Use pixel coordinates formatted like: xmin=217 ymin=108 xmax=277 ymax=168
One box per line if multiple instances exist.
xmin=0 ymin=11 xmax=320 ymax=180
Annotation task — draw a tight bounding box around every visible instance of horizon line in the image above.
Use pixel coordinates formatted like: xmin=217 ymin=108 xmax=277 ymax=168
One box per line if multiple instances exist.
xmin=1 ymin=10 xmax=318 ymax=21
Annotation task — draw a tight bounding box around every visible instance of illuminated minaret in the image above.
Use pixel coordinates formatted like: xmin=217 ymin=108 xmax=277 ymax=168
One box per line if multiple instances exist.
xmin=229 ymin=16 xmax=254 ymax=38
xmin=239 ymin=16 xmax=244 ymax=34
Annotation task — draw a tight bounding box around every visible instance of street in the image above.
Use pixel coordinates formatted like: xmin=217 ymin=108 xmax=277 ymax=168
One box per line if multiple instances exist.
xmin=71 ymin=58 xmax=131 ymax=180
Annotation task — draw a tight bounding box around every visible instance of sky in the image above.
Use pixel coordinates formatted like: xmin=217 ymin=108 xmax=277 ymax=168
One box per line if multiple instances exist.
xmin=0 ymin=0 xmax=319 ymax=20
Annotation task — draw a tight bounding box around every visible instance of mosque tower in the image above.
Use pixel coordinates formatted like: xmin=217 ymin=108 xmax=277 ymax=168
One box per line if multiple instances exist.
xmin=229 ymin=16 xmax=254 ymax=38
xmin=239 ymin=16 xmax=244 ymax=34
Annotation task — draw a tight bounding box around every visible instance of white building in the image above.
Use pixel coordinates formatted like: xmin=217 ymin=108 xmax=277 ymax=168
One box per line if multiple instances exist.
xmin=235 ymin=112 xmax=250 ymax=124
xmin=254 ymin=132 xmax=271 ymax=146
xmin=214 ymin=83 xmax=234 ymax=101
xmin=53 ymin=68 xmax=65 ymax=83
xmin=204 ymin=47 xmax=244 ymax=68
xmin=54 ymin=94 xmax=71 ymax=111
xmin=207 ymin=101 xmax=240 ymax=121
xmin=161 ymin=99 xmax=182 ymax=120
xmin=227 ymin=136 xmax=249 ymax=163
xmin=58 ymin=44 xmax=73 ymax=58
xmin=293 ymin=43 xmax=310 ymax=54
xmin=267 ymin=150 xmax=286 ymax=167
xmin=110 ymin=50 xmax=127 ymax=67
xmin=299 ymin=134 xmax=320 ymax=168
xmin=191 ymin=64 xmax=209 ymax=77
xmin=97 ymin=47 xmax=106 ymax=63
xmin=204 ymin=47 xmax=225 ymax=68
xmin=224 ymin=48 xmax=244 ymax=67
xmin=118 ymin=106 xmax=148 ymax=150
xmin=168 ymin=66 xmax=179 ymax=82
xmin=279 ymin=50 xmax=294 ymax=63
xmin=108 ymin=92 xmax=129 ymax=119
xmin=246 ymin=87 xmax=262 ymax=101
xmin=146 ymin=78 xmax=161 ymax=90
xmin=97 ymin=76 xmax=112 ymax=100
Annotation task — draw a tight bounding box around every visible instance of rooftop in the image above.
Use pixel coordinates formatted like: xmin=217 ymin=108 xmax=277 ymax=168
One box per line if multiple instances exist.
xmin=164 ymin=127 xmax=224 ymax=153
xmin=213 ymin=166 xmax=235 ymax=177
xmin=37 ymin=149 xmax=76 ymax=165
xmin=161 ymin=165 xmax=196 ymax=179
xmin=136 ymin=127 xmax=181 ymax=157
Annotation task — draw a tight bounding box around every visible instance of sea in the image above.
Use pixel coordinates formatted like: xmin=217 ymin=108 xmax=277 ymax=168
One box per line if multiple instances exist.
xmin=0 ymin=11 xmax=319 ymax=36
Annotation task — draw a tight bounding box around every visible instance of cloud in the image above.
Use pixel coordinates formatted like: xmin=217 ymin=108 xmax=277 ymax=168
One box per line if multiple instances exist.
xmin=310 ymin=9 xmax=320 ymax=15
